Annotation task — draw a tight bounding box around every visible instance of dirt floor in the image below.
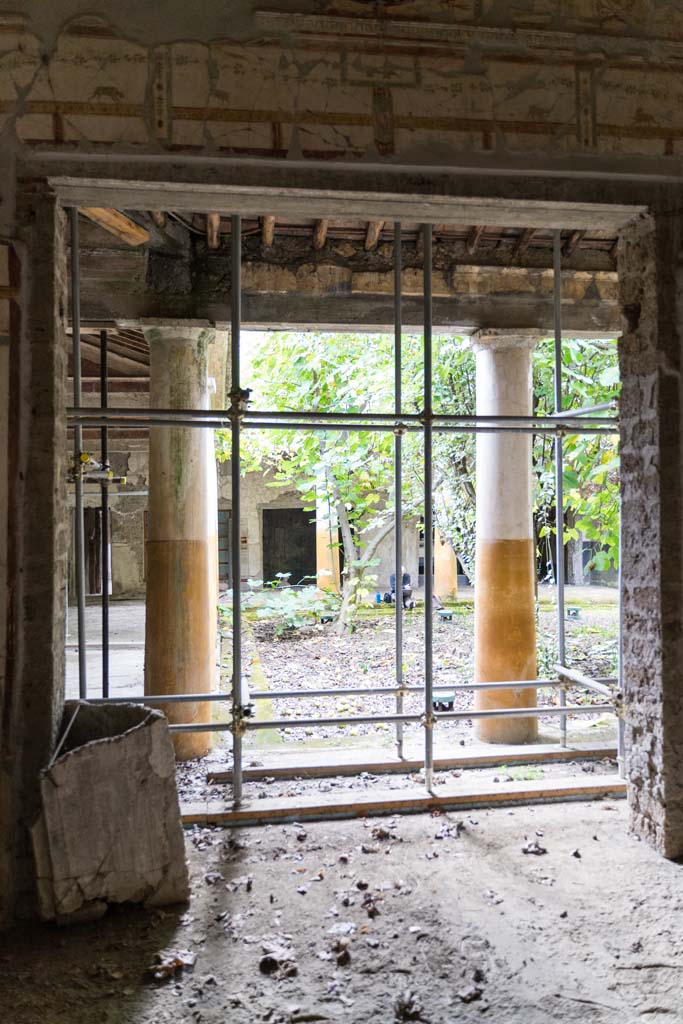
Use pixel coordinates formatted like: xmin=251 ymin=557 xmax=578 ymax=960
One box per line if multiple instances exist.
xmin=3 ymin=800 xmax=683 ymax=1024
xmin=235 ymin=601 xmax=618 ymax=752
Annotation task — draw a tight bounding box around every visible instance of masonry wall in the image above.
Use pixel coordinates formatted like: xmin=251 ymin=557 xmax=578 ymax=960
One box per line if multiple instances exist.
xmin=618 ymin=211 xmax=683 ymax=858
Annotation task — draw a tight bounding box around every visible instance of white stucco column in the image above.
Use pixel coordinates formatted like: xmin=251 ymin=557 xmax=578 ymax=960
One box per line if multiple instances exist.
xmin=470 ymin=330 xmax=537 ymax=744
xmin=143 ymin=323 xmax=219 ymax=760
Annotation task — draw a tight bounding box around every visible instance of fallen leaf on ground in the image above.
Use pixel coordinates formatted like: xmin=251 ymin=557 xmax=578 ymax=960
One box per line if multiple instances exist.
xmin=147 ymin=949 xmax=196 ymax=982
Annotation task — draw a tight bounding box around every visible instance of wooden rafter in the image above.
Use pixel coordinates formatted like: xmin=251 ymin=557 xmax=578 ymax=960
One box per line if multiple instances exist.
xmin=78 ymin=339 xmax=148 ymax=376
xmin=514 ymin=227 xmax=536 ymax=258
xmin=261 ymin=215 xmax=275 ymax=247
xmin=466 ymin=224 xmax=486 ymax=255
xmin=313 ymin=219 xmax=329 ymax=250
xmin=563 ymin=229 xmax=586 ymax=257
xmin=79 ymin=208 xmax=150 ymax=247
xmin=365 ymin=220 xmax=384 ymax=251
xmin=206 ymin=212 xmax=221 ymax=250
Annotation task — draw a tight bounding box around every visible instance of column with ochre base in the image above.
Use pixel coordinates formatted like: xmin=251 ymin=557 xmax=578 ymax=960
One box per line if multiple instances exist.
xmin=470 ymin=330 xmax=537 ymax=744
xmin=143 ymin=323 xmax=219 ymax=760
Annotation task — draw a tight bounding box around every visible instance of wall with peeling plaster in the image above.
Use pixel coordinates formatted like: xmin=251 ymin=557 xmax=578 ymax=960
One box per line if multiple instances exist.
xmin=2 ymin=1 xmax=683 ymax=203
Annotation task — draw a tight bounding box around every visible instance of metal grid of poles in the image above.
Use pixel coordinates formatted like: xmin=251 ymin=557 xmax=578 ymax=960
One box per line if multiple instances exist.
xmin=66 ymin=210 xmax=625 ymax=807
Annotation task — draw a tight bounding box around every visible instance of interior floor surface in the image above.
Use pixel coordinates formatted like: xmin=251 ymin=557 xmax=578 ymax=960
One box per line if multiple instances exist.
xmin=1 ymin=801 xmax=681 ymax=1024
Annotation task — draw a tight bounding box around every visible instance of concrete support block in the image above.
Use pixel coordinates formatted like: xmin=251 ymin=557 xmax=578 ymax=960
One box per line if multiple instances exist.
xmin=31 ymin=702 xmax=189 ymax=924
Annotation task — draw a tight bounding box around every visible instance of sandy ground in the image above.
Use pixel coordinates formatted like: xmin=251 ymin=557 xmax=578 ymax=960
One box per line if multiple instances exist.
xmin=3 ymin=800 xmax=683 ymax=1024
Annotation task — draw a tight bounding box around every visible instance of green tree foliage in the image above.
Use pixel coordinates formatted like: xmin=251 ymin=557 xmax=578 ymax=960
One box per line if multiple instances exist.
xmin=532 ymin=337 xmax=620 ymax=574
xmin=216 ymin=331 xmax=620 ymax=626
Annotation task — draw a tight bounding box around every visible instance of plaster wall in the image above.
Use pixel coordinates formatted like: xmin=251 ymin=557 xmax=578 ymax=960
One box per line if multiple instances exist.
xmin=3 ymin=3 xmax=683 ymax=173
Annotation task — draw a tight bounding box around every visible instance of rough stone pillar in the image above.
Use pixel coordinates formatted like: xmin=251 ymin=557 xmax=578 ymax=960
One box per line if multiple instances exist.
xmin=143 ymin=323 xmax=219 ymax=761
xmin=434 ymin=528 xmax=458 ymax=601
xmin=618 ymin=211 xmax=683 ymax=859
xmin=316 ymin=486 xmax=341 ymax=593
xmin=1 ymin=188 xmax=68 ymax=926
xmin=470 ymin=331 xmax=537 ymax=744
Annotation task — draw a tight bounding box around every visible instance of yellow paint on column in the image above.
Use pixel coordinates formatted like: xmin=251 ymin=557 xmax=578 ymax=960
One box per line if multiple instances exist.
xmin=474 ymin=538 xmax=537 ymax=743
xmin=434 ymin=528 xmax=458 ymax=601
xmin=316 ymin=524 xmax=341 ymax=593
xmin=470 ymin=331 xmax=538 ymax=744
xmin=316 ymin=489 xmax=340 ymax=593
xmin=144 ymin=324 xmax=218 ymax=760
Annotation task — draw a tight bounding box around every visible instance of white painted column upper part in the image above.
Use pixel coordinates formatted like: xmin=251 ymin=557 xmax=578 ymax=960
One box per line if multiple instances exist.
xmin=471 ymin=331 xmax=535 ymax=543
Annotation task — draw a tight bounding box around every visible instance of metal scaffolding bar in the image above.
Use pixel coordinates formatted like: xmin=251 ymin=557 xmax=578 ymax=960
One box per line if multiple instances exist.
xmin=164 ymin=701 xmax=616 ymax=734
xmin=70 ymin=405 xmax=618 ymax=428
xmin=394 ymin=221 xmax=405 ymax=760
xmin=83 ymin=675 xmax=616 ymax=704
xmin=549 ymin=401 xmax=616 ymax=418
xmin=617 ymin=490 xmax=626 ymax=778
xmin=423 ymin=223 xmax=435 ymax=790
xmin=71 ymin=415 xmax=617 ymax=438
xmin=553 ymin=229 xmax=568 ymax=746
xmin=554 ymin=664 xmax=613 ymax=698
xmin=231 ymin=214 xmax=243 ymax=806
xmin=100 ymin=329 xmax=110 ymax=699
xmin=69 ymin=208 xmax=87 ymax=699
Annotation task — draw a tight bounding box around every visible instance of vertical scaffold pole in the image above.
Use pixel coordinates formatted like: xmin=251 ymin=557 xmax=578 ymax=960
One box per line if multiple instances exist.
xmin=70 ymin=208 xmax=87 ymax=699
xmin=617 ymin=490 xmax=625 ymax=777
xmin=553 ymin=229 xmax=567 ymax=746
xmin=100 ymin=329 xmax=110 ymax=699
xmin=394 ymin=222 xmax=405 ymax=759
xmin=231 ymin=214 xmax=243 ymax=805
xmin=423 ymin=224 xmax=435 ymax=790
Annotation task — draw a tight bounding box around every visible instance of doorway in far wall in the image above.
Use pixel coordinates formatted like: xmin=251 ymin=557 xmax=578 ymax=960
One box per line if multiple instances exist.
xmin=262 ymin=507 xmax=316 ymax=586
xmin=218 ymin=509 xmax=232 ymax=585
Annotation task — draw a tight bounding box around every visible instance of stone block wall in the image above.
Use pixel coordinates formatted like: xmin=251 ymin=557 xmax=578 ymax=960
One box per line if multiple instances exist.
xmin=618 ymin=211 xmax=683 ymax=858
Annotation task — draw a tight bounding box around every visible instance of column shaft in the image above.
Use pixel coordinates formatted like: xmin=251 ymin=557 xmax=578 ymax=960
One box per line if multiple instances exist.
xmin=144 ymin=325 xmax=218 ymax=760
xmin=316 ymin=486 xmax=341 ymax=593
xmin=472 ymin=333 xmax=537 ymax=743
xmin=434 ymin=528 xmax=458 ymax=601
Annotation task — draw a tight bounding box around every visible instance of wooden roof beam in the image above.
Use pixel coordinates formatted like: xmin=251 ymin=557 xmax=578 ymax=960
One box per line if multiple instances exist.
xmin=313 ymin=219 xmax=329 ymax=250
xmin=364 ymin=220 xmax=384 ymax=251
xmin=206 ymin=212 xmax=221 ymax=250
xmin=563 ymin=229 xmax=586 ymax=257
xmin=261 ymin=216 xmax=275 ymax=247
xmin=514 ymin=227 xmax=536 ymax=258
xmin=466 ymin=225 xmax=486 ymax=255
xmin=79 ymin=208 xmax=150 ymax=247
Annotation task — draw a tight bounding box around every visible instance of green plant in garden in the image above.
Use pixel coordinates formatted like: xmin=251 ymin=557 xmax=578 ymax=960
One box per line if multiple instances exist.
xmin=219 ymin=578 xmax=341 ymax=637
xmin=215 ymin=331 xmax=620 ymax=631
xmin=533 ymin=337 xmax=621 ymax=573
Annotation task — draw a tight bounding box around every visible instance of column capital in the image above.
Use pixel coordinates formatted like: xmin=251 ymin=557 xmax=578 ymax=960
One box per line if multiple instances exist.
xmin=468 ymin=329 xmax=539 ymax=353
xmin=140 ymin=321 xmax=217 ymax=347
